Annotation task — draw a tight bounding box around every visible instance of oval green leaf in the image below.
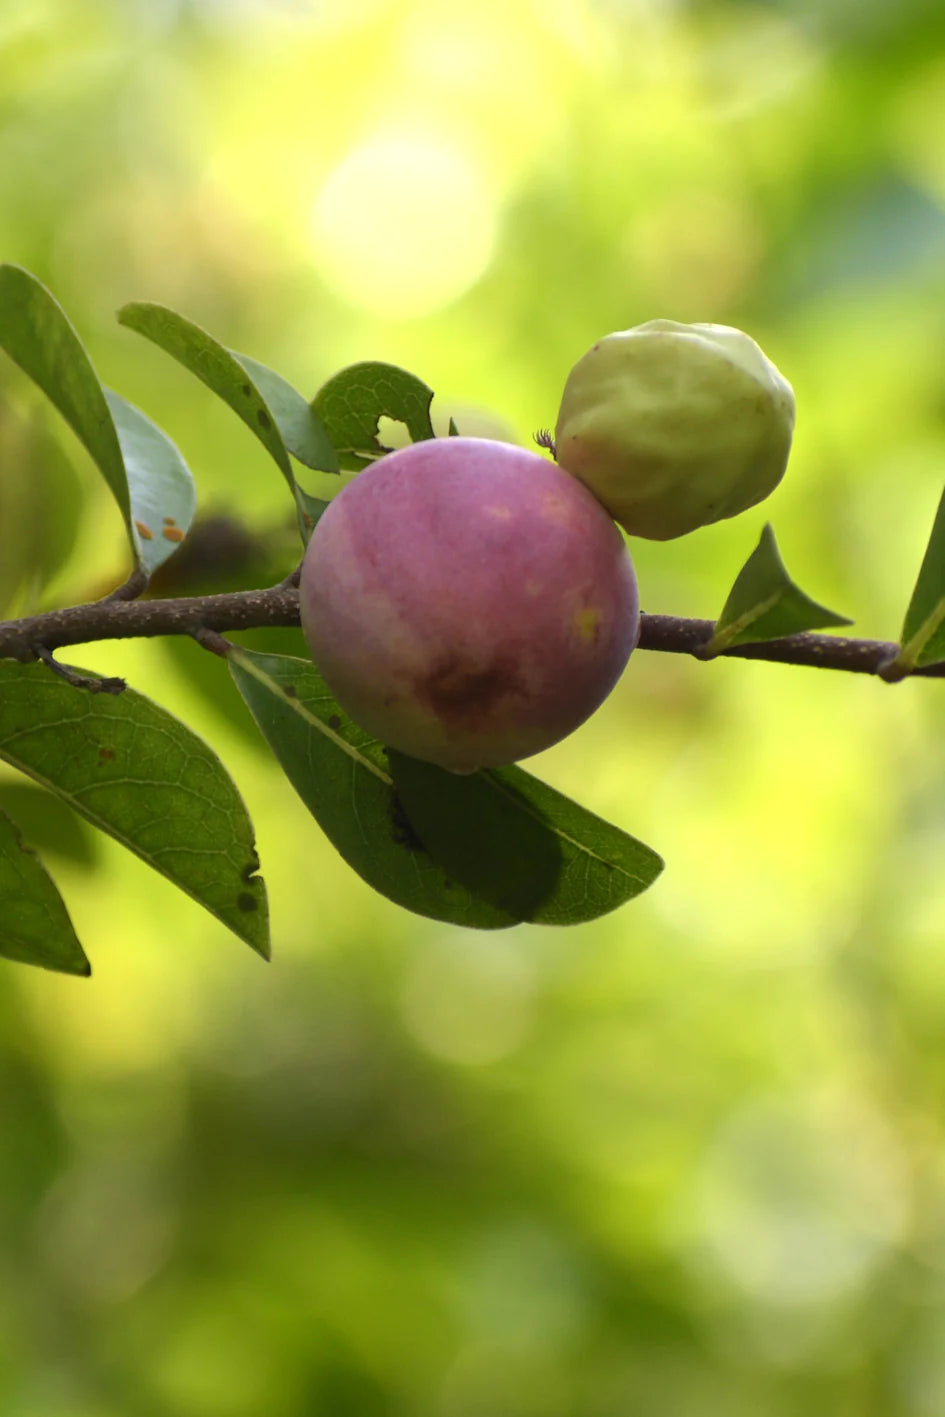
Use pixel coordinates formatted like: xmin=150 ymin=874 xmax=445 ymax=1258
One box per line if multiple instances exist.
xmin=233 ymin=353 xmax=339 ymax=473
xmin=388 ymin=750 xmax=664 ymax=925
xmin=0 ymin=781 xmax=100 ymax=869
xmin=0 ymin=264 xmax=133 ymax=537
xmin=0 ymin=396 xmax=83 ymax=615
xmin=104 ymin=390 xmax=197 ymax=575
xmin=228 ymin=647 xmax=662 ymax=928
xmin=228 ymin=646 xmax=512 ymax=928
xmin=0 ymin=803 xmax=90 ymax=976
xmin=117 ymin=301 xmax=318 ymax=537
xmin=311 ymin=362 xmax=435 ymax=471
xmin=704 ymin=523 xmax=852 ymax=657
xmin=0 ymin=661 xmax=269 ymax=958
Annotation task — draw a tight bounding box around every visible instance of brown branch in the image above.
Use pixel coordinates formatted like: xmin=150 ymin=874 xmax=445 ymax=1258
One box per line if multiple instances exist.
xmin=0 ymin=589 xmax=942 ymax=681
xmin=635 ymin=614 xmax=941 ymax=677
xmin=0 ymin=585 xmax=301 ymax=663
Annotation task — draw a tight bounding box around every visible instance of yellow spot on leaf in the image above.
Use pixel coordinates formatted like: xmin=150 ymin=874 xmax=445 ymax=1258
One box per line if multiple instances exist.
xmin=163 ymin=515 xmax=177 ymax=526
xmin=135 ymin=520 xmax=154 ymax=540
xmin=163 ymin=526 xmax=186 ymax=543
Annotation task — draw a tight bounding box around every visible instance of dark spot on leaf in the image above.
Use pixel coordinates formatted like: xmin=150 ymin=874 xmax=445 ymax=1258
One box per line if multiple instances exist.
xmin=238 ymin=892 xmax=259 ymax=912
xmin=390 ymin=793 xmax=424 ymax=850
xmin=257 ymin=408 xmax=272 ymax=430
xmin=241 ymin=855 xmax=260 ymax=883
xmin=283 ymin=684 xmax=297 ymax=698
xmin=328 ymin=714 xmax=341 ymax=730
xmin=241 ymin=383 xmax=252 ymax=397
xmin=98 ymin=747 xmax=115 ymax=762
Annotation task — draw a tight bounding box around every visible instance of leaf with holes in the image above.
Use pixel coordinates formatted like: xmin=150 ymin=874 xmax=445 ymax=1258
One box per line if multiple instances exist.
xmin=0 ymin=804 xmax=89 ymax=976
xmin=703 ymin=523 xmax=852 ymax=657
xmin=311 ymin=362 xmax=435 ymax=471
xmin=0 ymin=661 xmax=269 ymax=957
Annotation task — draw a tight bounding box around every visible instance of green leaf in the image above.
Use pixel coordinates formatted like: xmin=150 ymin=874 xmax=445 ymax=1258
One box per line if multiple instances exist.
xmin=889 ymin=483 xmax=945 ymax=673
xmin=228 ymin=647 xmax=662 ymax=928
xmin=0 ymin=662 xmax=269 ymax=958
xmin=117 ymin=302 xmax=317 ymax=537
xmin=448 ymin=416 xmax=460 ymax=436
xmin=0 ymin=804 xmax=89 ymax=976
xmin=228 ymin=646 xmax=512 ymax=928
xmin=233 ymin=353 xmax=339 ymax=473
xmin=387 ymin=751 xmax=663 ymax=925
xmin=104 ymin=390 xmax=197 ymax=576
xmin=311 ymin=362 xmax=435 ymax=471
xmin=0 ymin=264 xmax=132 ymax=534
xmin=0 ymin=397 xmax=83 ymax=615
xmin=0 ymin=781 xmax=100 ymax=869
xmin=703 ymin=523 xmax=852 ymax=656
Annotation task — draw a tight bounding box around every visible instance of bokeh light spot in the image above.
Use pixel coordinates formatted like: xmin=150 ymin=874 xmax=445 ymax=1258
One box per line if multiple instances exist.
xmin=309 ymin=134 xmax=496 ymax=317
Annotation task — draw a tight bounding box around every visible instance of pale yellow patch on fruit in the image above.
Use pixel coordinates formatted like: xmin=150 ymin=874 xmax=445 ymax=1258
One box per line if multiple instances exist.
xmin=573 ymin=606 xmax=602 ymax=642
xmin=540 ymin=489 xmax=575 ymax=527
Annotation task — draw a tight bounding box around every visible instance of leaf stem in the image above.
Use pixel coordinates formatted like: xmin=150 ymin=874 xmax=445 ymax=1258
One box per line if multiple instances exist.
xmin=31 ymin=643 xmax=126 ymax=695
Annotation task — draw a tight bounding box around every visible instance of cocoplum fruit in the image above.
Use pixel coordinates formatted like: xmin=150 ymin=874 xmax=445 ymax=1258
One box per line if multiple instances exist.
xmin=554 ymin=320 xmax=795 ymax=540
xmin=299 ymin=436 xmax=639 ymax=772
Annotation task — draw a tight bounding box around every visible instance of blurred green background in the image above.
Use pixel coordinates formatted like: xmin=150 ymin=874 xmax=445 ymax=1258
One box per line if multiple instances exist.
xmin=4 ymin=0 xmax=945 ymax=1412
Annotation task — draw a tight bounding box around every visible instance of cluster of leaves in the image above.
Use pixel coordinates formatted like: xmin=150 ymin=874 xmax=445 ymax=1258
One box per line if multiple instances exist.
xmin=0 ymin=267 xmax=666 ymax=976
xmin=2 ymin=267 xmax=945 ymax=977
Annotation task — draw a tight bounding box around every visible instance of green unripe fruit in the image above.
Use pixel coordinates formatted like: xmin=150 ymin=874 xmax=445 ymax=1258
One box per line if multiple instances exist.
xmin=554 ymin=320 xmax=796 ymax=540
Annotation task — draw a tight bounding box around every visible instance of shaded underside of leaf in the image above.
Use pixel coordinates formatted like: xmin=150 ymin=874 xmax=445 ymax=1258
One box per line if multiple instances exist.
xmin=0 ymin=804 xmax=89 ymax=976
xmin=104 ymin=389 xmax=197 ymax=575
xmin=311 ymin=362 xmax=435 ymax=471
xmin=893 ymin=482 xmax=945 ymax=671
xmin=0 ymin=661 xmax=269 ymax=958
xmin=705 ymin=523 xmax=852 ymax=656
xmin=233 ymin=353 xmax=339 ymax=473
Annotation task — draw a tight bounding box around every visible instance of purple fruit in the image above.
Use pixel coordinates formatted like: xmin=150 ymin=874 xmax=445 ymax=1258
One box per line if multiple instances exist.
xmin=299 ymin=437 xmax=639 ymax=772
